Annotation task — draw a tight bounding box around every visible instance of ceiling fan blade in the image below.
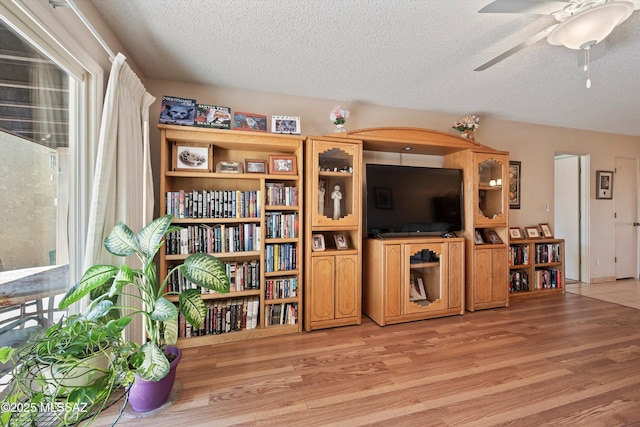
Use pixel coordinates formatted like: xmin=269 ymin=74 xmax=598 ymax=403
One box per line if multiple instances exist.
xmin=479 ymin=0 xmax=570 ymax=15
xmin=474 ymin=26 xmax=555 ymax=71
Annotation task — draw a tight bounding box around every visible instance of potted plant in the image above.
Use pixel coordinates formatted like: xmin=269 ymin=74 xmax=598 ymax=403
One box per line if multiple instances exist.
xmin=58 ymin=214 xmax=230 ymax=412
xmin=0 ymin=315 xmax=136 ymax=426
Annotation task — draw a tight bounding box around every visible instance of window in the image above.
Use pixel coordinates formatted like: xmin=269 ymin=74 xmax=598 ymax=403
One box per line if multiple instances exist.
xmin=0 ymin=1 xmax=100 ymax=387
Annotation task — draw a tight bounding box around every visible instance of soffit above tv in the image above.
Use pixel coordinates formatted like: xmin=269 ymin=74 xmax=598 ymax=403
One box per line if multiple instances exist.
xmin=328 ymin=127 xmax=497 ymax=156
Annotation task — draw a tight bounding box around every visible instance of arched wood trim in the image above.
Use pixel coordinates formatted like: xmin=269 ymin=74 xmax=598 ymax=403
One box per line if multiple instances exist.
xmin=330 ymin=127 xmax=495 ymax=156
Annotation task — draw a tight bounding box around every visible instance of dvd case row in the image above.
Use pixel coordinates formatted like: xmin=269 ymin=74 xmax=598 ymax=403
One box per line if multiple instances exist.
xmin=265 ymin=277 xmax=298 ymax=300
xmin=167 ymin=259 xmax=260 ymax=293
xmin=179 ymin=297 xmax=260 ymax=338
xmin=165 ymin=224 xmax=261 ymax=255
xmin=165 ymin=189 xmax=261 ymax=219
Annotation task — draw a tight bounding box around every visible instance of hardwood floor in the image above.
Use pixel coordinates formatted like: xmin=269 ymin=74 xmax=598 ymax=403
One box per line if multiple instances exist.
xmin=94 ymin=293 xmax=640 ymax=426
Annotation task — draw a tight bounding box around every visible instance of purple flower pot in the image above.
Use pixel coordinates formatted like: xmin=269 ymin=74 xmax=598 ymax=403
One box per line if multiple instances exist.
xmin=128 ymin=345 xmax=182 ymax=413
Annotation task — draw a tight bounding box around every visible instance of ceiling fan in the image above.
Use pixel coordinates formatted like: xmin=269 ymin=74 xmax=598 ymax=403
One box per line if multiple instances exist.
xmin=475 ymin=0 xmax=639 ymax=85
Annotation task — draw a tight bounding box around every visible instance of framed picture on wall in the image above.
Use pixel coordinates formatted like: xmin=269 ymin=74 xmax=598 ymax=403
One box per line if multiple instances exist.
xmin=596 ymin=170 xmax=613 ymax=199
xmin=509 ymin=161 xmax=521 ymax=209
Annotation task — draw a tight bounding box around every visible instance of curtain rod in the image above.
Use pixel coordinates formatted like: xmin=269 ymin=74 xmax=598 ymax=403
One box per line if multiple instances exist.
xmin=50 ymin=0 xmax=115 ymax=60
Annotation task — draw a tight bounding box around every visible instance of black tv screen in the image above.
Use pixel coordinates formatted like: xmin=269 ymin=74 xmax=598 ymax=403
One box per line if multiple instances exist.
xmin=365 ymin=164 xmax=464 ymax=237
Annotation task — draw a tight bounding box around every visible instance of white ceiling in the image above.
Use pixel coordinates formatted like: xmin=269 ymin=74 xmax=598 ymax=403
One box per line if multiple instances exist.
xmin=89 ymin=0 xmax=640 ymax=137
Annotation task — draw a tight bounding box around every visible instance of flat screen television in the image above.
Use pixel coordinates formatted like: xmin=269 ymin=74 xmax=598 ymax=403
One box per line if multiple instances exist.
xmin=365 ymin=164 xmax=464 ymax=237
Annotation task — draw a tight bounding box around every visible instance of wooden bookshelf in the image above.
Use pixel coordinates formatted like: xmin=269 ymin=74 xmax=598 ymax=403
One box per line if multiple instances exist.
xmin=508 ymin=238 xmax=565 ymax=297
xmin=158 ymin=124 xmax=304 ymax=347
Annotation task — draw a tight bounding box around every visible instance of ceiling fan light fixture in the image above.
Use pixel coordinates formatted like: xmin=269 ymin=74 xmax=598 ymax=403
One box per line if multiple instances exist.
xmin=547 ymin=1 xmax=634 ymax=49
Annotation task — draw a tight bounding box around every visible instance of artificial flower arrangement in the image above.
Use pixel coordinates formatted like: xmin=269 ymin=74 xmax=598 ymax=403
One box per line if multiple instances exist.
xmin=330 ymin=105 xmax=350 ymax=125
xmin=452 ymin=115 xmax=480 ymax=133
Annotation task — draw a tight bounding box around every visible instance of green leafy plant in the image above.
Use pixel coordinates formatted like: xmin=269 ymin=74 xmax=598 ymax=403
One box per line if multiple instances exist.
xmin=58 ymin=214 xmax=230 ymax=382
xmin=0 ymin=315 xmax=136 ymax=426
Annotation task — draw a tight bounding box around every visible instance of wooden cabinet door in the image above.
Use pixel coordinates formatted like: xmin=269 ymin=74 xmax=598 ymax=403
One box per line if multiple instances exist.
xmin=491 ymin=247 xmax=509 ymax=302
xmin=447 ymin=240 xmax=464 ymax=310
xmin=335 ymin=254 xmax=358 ymax=319
xmin=310 ymin=256 xmax=335 ymax=322
xmin=384 ymin=245 xmax=402 ymax=318
xmin=474 ymin=248 xmax=494 ymax=304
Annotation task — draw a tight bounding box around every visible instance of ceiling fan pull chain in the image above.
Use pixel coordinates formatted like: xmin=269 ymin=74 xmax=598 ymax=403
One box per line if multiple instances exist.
xmin=585 ymin=47 xmax=592 ymax=89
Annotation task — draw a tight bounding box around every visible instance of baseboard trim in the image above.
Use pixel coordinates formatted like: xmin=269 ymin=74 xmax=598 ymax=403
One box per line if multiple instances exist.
xmin=589 ymin=276 xmax=616 ymax=284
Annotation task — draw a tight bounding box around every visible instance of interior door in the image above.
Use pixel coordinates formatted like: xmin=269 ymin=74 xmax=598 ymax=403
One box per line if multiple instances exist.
xmin=554 ymin=155 xmax=580 ymax=280
xmin=615 ymin=157 xmax=639 ymax=279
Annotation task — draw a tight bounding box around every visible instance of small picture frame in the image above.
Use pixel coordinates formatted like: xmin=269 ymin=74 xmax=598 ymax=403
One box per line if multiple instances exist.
xmin=312 ymin=234 xmax=325 ymax=252
xmin=233 ymin=112 xmax=268 ymax=132
xmin=485 ymin=229 xmax=503 ymax=244
xmin=525 ymin=226 xmax=540 ymax=239
xmin=334 ymin=234 xmax=349 ymax=250
xmin=269 ymin=155 xmax=297 ymax=175
xmin=172 ymin=142 xmax=213 ymax=172
xmin=271 ymin=115 xmax=301 ymax=134
xmin=474 ymin=230 xmax=485 ymax=245
xmin=539 ymin=223 xmax=553 ymax=238
xmin=596 ymin=170 xmax=613 ymax=200
xmin=374 ymin=187 xmax=393 ymax=209
xmin=245 ymin=159 xmax=267 ymax=174
xmin=215 ymin=161 xmax=243 ymax=174
xmin=509 ymin=227 xmax=523 ymax=240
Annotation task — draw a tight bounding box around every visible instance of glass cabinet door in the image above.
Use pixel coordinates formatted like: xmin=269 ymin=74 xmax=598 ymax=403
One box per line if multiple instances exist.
xmin=404 ymin=243 xmax=446 ymax=314
xmin=475 ymin=153 xmax=507 ymax=225
xmin=311 ymin=141 xmax=360 ymax=227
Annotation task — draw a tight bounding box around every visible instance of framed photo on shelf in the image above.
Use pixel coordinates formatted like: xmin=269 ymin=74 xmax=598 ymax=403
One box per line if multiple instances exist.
xmin=525 ymin=226 xmax=540 ymax=239
xmin=334 ymin=234 xmax=349 ymax=250
xmin=474 ymin=230 xmax=485 ymax=245
xmin=233 ymin=112 xmax=267 ymax=132
xmin=312 ymin=234 xmax=325 ymax=252
xmin=509 ymin=227 xmax=523 ymax=240
xmin=596 ymin=170 xmax=613 ymax=199
xmin=172 ymin=142 xmax=213 ymax=172
xmin=269 ymin=154 xmax=297 ymax=175
xmin=509 ymin=161 xmax=521 ymax=209
xmin=215 ymin=161 xmax=243 ymax=174
xmin=271 ymin=115 xmax=301 ymax=134
xmin=245 ymin=159 xmax=267 ymax=174
xmin=485 ymin=229 xmax=503 ymax=244
xmin=539 ymin=223 xmax=553 ymax=238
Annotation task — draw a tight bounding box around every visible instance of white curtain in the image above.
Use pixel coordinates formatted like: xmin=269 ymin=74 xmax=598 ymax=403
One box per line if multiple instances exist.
xmin=82 ymin=53 xmax=155 ymax=343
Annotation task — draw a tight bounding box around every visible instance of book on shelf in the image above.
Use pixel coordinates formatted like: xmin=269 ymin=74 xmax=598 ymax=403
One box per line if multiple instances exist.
xmin=265 ymin=277 xmax=298 ymax=300
xmin=510 ymin=270 xmax=530 ymax=292
xmin=265 ymin=302 xmax=298 ymax=326
xmin=194 ymin=104 xmax=231 ymax=129
xmin=159 ymin=95 xmax=196 ymax=126
xmin=166 ymin=189 xmax=261 ymax=219
xmin=177 ymin=296 xmax=260 ymax=338
xmin=535 ymin=269 xmax=562 ymax=290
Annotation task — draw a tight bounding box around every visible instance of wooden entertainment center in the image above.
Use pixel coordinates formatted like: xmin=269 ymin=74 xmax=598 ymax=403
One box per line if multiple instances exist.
xmin=329 ymin=127 xmax=511 ymax=322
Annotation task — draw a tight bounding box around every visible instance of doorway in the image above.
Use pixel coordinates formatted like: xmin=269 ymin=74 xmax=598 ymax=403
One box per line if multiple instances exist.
xmin=554 ymin=154 xmax=589 ymax=282
xmin=614 ymin=157 xmax=639 ymax=279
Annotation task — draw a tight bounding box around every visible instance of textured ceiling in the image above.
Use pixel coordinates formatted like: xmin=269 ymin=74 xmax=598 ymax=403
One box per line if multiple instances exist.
xmin=90 ymin=0 xmax=640 ymax=137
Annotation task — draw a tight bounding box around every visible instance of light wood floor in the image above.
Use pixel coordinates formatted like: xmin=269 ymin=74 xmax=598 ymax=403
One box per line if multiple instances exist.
xmin=94 ymin=292 xmax=640 ymax=426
